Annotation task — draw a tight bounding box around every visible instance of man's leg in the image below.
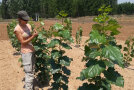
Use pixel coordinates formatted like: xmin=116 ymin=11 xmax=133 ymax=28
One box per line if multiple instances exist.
xmin=22 ymin=53 xmax=34 ymax=90
xmin=24 ymin=64 xmax=34 ymax=90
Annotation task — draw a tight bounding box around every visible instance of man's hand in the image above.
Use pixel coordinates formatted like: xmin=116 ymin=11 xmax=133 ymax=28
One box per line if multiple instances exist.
xmin=33 ymin=29 xmax=38 ymax=37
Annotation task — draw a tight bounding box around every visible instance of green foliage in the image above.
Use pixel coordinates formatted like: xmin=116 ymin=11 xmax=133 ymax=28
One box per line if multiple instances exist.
xmin=104 ymin=68 xmax=124 ymax=87
xmin=56 ymin=10 xmax=68 ymax=19
xmin=77 ymin=60 xmax=106 ymax=80
xmin=32 ymin=22 xmax=52 ymax=84
xmin=48 ymin=18 xmax=73 ymax=90
xmin=0 ymin=3 xmax=2 ymax=18
xmin=56 ymin=11 xmax=73 ymax=42
xmin=3 ymin=0 xmax=134 ymax=18
xmin=56 ymin=10 xmax=69 ymax=27
xmin=77 ymin=5 xmax=124 ymax=90
xmin=102 ymin=45 xmax=124 ymax=68
xmin=75 ymin=26 xmax=83 ymax=45
xmin=7 ymin=20 xmax=20 ymax=51
xmin=89 ymin=30 xmax=106 ymax=44
xmin=1 ymin=0 xmax=118 ymax=19
xmin=18 ymin=57 xmax=23 ymax=67
xmin=123 ymin=37 xmax=134 ymax=67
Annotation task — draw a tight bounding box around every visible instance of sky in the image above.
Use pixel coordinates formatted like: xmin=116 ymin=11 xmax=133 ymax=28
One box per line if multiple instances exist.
xmin=118 ymin=0 xmax=134 ymax=4
xmin=0 ymin=0 xmax=134 ymax=4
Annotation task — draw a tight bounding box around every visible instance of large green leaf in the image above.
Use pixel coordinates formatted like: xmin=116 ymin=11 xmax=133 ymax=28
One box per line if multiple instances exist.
xmin=77 ymin=60 xmax=106 ymax=80
xmin=78 ymin=83 xmax=98 ymax=90
xmin=102 ymin=45 xmax=124 ymax=68
xmin=84 ymin=44 xmax=101 ymax=59
xmin=47 ymin=39 xmax=60 ymax=48
xmin=89 ymin=30 xmax=106 ymax=44
xmin=58 ymin=29 xmax=73 ymax=43
xmin=92 ymin=24 xmax=103 ymax=31
xmin=42 ymin=54 xmax=51 ymax=59
xmin=50 ymin=59 xmax=61 ymax=74
xmin=101 ymin=80 xmax=111 ymax=90
xmin=62 ymin=66 xmax=71 ymax=75
xmin=78 ymin=79 xmax=111 ymax=90
xmin=103 ymin=60 xmax=114 ymax=68
xmin=53 ymin=73 xmax=62 ymax=83
xmin=53 ymin=73 xmax=69 ymax=84
xmin=53 ymin=23 xmax=64 ymax=30
xmin=34 ymin=43 xmax=45 ymax=50
xmin=51 ymin=82 xmax=60 ymax=89
xmin=104 ymin=19 xmax=121 ymax=35
xmin=52 ymin=82 xmax=68 ymax=90
xmin=84 ymin=45 xmax=91 ymax=57
xmin=58 ymin=30 xmax=70 ymax=39
xmin=51 ymin=50 xmax=61 ymax=59
xmin=62 ymin=75 xmax=69 ymax=84
xmin=59 ymin=10 xmax=68 ymax=17
xmin=108 ymin=19 xmax=118 ymax=25
xmin=36 ymin=58 xmax=46 ymax=66
xmin=61 ymin=84 xmax=68 ymax=90
xmin=37 ymin=33 xmax=44 ymax=40
xmin=88 ymin=50 xmax=101 ymax=59
xmin=52 ymin=31 xmax=59 ymax=37
xmin=59 ymin=56 xmax=72 ymax=66
xmin=64 ymin=18 xmax=72 ymax=24
xmin=104 ymin=25 xmax=120 ymax=35
xmin=34 ymin=46 xmax=40 ymax=51
xmin=104 ymin=68 xmax=124 ymax=87
xmin=51 ymin=69 xmax=61 ymax=75
xmin=60 ymin=43 xmax=72 ymax=49
xmin=36 ymin=32 xmax=47 ymax=44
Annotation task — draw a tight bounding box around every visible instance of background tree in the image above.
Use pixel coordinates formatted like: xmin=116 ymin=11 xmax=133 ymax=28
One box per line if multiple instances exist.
xmin=1 ymin=0 xmax=10 ymax=19
xmin=7 ymin=0 xmax=24 ymax=18
xmin=0 ymin=2 xmax=2 ymax=18
xmin=3 ymin=0 xmax=134 ymax=19
xmin=117 ymin=2 xmax=134 ymax=15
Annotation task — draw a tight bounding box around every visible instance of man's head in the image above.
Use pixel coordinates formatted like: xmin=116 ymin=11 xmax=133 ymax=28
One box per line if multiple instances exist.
xmin=17 ymin=10 xmax=30 ymax=21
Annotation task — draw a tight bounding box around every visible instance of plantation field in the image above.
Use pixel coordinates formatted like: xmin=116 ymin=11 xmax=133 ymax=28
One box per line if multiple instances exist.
xmin=0 ymin=15 xmax=134 ymax=90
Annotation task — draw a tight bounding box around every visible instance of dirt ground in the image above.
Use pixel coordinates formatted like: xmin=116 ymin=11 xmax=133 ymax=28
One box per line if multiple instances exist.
xmin=0 ymin=15 xmax=134 ymax=90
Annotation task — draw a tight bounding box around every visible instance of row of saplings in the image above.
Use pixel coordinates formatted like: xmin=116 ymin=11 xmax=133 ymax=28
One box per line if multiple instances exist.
xmin=7 ymin=6 xmax=134 ymax=90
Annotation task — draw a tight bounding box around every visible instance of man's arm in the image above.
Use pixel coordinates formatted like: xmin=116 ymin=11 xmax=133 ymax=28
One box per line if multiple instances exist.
xmin=14 ymin=30 xmax=38 ymax=45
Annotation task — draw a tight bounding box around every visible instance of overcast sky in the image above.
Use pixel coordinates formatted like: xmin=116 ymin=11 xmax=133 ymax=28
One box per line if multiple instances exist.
xmin=0 ymin=0 xmax=134 ymax=4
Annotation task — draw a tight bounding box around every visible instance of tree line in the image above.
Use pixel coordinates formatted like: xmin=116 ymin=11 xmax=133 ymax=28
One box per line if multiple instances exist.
xmin=0 ymin=0 xmax=134 ymax=19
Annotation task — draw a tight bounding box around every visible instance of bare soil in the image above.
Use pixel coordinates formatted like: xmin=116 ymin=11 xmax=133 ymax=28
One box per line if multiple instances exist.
xmin=0 ymin=15 xmax=134 ymax=90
